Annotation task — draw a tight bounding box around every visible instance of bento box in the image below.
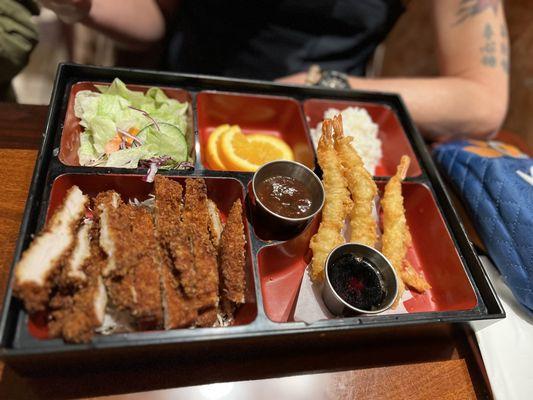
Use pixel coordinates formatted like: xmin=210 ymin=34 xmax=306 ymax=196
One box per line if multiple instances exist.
xmin=0 ymin=63 xmax=503 ymax=373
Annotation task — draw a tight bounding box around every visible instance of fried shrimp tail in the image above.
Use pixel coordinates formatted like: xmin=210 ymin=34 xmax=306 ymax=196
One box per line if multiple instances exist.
xmin=332 ymin=114 xmax=378 ymax=247
xmin=309 ymin=119 xmax=352 ymax=282
xmin=381 ymin=155 xmax=430 ymax=304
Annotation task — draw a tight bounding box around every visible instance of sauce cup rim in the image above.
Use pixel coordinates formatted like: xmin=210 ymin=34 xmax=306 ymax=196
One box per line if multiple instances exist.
xmin=324 ymin=243 xmax=399 ymax=314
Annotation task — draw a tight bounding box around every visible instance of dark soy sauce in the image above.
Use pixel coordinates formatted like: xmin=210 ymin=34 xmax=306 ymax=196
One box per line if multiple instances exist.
xmin=328 ymin=253 xmax=387 ymax=311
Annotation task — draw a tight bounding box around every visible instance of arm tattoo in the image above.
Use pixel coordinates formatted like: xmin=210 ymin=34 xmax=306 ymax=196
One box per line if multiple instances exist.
xmin=480 ymin=23 xmax=496 ymax=67
xmin=479 ymin=22 xmax=509 ymax=74
xmin=455 ymin=0 xmax=500 ymax=25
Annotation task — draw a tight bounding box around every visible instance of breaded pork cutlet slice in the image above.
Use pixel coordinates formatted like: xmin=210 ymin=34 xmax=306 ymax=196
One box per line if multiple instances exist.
xmin=49 ymin=224 xmax=107 ymax=343
xmin=13 ymin=186 xmax=88 ymax=312
xmin=129 ymin=205 xmax=164 ymax=328
xmin=154 ymin=176 xmax=196 ymax=298
xmin=94 ymin=191 xmax=121 ymax=277
xmin=154 ymin=176 xmax=197 ymax=328
xmin=96 ymin=193 xmax=163 ymax=329
xmin=219 ymin=200 xmax=246 ymax=306
xmin=159 ymin=249 xmax=197 ymax=329
xmin=60 ymin=219 xmax=93 ymax=286
xmin=183 ymin=178 xmax=219 ymax=326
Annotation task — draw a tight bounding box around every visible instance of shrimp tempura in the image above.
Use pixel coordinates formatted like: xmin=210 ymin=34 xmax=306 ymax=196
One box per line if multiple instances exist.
xmin=381 ymin=155 xmax=430 ymax=302
xmin=309 ymin=119 xmax=352 ymax=282
xmin=332 ymin=114 xmax=378 ymax=247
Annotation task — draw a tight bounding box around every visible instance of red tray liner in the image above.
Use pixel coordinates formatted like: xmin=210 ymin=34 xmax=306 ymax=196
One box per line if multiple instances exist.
xmin=28 ymin=174 xmax=257 ymax=339
xmin=258 ymin=182 xmax=477 ymax=323
xmin=196 ymin=91 xmax=315 ymax=170
xmin=58 ymin=82 xmax=193 ymax=166
xmin=303 ymin=98 xmax=421 ymax=177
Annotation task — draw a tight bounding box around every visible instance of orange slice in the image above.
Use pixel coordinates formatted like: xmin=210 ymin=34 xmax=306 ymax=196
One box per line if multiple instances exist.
xmin=205 ymin=124 xmax=231 ymax=170
xmin=218 ymin=130 xmax=294 ymax=172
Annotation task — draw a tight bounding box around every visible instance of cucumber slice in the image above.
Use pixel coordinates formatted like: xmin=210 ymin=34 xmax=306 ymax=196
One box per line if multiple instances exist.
xmin=139 ymin=122 xmax=188 ymax=163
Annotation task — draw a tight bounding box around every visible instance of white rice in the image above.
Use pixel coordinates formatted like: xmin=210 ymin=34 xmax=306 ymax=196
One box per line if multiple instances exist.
xmin=310 ymin=107 xmax=382 ymax=175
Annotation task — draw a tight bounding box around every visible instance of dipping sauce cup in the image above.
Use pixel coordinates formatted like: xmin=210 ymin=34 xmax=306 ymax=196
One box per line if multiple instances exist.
xmin=251 ymin=160 xmax=324 ymax=241
xmin=323 ymin=243 xmax=399 ymax=316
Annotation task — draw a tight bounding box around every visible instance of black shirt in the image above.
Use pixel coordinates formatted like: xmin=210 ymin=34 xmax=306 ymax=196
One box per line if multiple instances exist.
xmin=166 ymin=0 xmax=404 ymax=80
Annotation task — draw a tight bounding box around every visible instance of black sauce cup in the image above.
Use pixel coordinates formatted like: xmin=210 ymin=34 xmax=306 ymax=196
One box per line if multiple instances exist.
xmin=251 ymin=160 xmax=325 ymax=241
xmin=323 ymin=243 xmax=399 ymax=316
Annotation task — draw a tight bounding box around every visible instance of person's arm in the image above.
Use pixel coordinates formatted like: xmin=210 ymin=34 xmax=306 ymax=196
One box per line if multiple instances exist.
xmin=278 ymin=0 xmax=510 ymax=140
xmin=40 ymin=0 xmax=179 ymax=50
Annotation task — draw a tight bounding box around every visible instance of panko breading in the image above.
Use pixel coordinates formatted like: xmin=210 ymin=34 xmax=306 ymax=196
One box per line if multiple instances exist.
xmin=332 ymin=114 xmax=378 ymax=247
xmin=196 ymin=307 xmax=218 ymax=327
xmin=154 ymin=176 xmax=196 ymax=298
xmin=122 ymin=205 xmax=164 ymax=327
xmin=96 ymin=194 xmax=163 ymax=328
xmin=13 ymin=176 xmax=249 ymax=342
xmin=381 ymin=155 xmax=430 ymax=300
xmin=14 ymin=186 xmax=88 ymax=312
xmin=49 ymin=224 xmax=107 ymax=343
xmin=183 ymin=178 xmax=219 ymax=314
xmin=309 ymin=119 xmax=352 ymax=282
xmin=159 ymin=249 xmax=197 ymax=329
xmin=154 ymin=176 xmax=197 ymax=328
xmin=219 ymin=200 xmax=246 ymax=304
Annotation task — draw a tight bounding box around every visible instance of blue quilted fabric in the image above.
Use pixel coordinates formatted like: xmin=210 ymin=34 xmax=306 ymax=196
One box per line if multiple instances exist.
xmin=433 ymin=140 xmax=533 ymax=313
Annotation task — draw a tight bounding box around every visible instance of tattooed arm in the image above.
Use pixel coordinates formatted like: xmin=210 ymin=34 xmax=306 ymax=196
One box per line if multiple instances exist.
xmin=279 ymin=0 xmax=510 ymax=140
xmin=363 ymin=0 xmax=509 ymax=139
xmin=356 ymin=0 xmax=508 ymax=139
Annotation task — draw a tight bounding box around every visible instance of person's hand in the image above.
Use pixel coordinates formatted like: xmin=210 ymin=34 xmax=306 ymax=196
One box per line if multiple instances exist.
xmin=39 ymin=0 xmax=92 ymax=24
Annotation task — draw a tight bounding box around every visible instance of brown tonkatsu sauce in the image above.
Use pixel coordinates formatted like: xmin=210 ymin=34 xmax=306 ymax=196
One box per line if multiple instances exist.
xmin=256 ymin=175 xmax=312 ymax=219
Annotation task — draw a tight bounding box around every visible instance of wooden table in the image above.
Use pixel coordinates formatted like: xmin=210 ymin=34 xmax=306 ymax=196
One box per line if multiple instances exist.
xmin=0 ymin=103 xmax=494 ymax=399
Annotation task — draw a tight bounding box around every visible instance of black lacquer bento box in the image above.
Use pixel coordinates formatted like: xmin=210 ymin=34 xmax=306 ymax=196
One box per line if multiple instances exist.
xmin=0 ymin=63 xmax=504 ymax=373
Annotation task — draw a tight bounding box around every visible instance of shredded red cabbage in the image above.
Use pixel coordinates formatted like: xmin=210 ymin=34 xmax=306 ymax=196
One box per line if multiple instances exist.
xmin=140 ymin=157 xmax=194 ymax=182
xmin=128 ymin=106 xmax=161 ymax=131
xmin=117 ymin=128 xmax=143 ymax=146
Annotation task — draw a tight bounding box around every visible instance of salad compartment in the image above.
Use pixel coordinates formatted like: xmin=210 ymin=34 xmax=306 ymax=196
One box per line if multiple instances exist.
xmin=59 ymin=82 xmax=194 ymax=167
xmin=304 ymin=98 xmax=421 ymax=177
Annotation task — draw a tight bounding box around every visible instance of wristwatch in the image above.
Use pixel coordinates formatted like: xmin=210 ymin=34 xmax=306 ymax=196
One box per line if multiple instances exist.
xmin=305 ymin=64 xmax=351 ymax=90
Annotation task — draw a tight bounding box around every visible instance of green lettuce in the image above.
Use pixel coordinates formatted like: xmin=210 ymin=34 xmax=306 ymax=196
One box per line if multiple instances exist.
xmin=78 ymin=131 xmax=100 ymax=165
xmin=75 ymin=78 xmax=190 ymax=168
xmin=88 ymin=116 xmax=117 ymax=154
xmin=142 ymin=123 xmax=187 ymax=163
xmin=105 ymin=146 xmax=155 ymax=168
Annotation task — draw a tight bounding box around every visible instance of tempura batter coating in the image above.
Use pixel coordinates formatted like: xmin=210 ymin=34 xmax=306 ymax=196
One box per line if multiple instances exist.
xmin=309 ymin=119 xmax=352 ymax=282
xmin=219 ymin=199 xmax=246 ymax=304
xmin=381 ymin=156 xmax=430 ymax=300
xmin=332 ymin=114 xmax=378 ymax=247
